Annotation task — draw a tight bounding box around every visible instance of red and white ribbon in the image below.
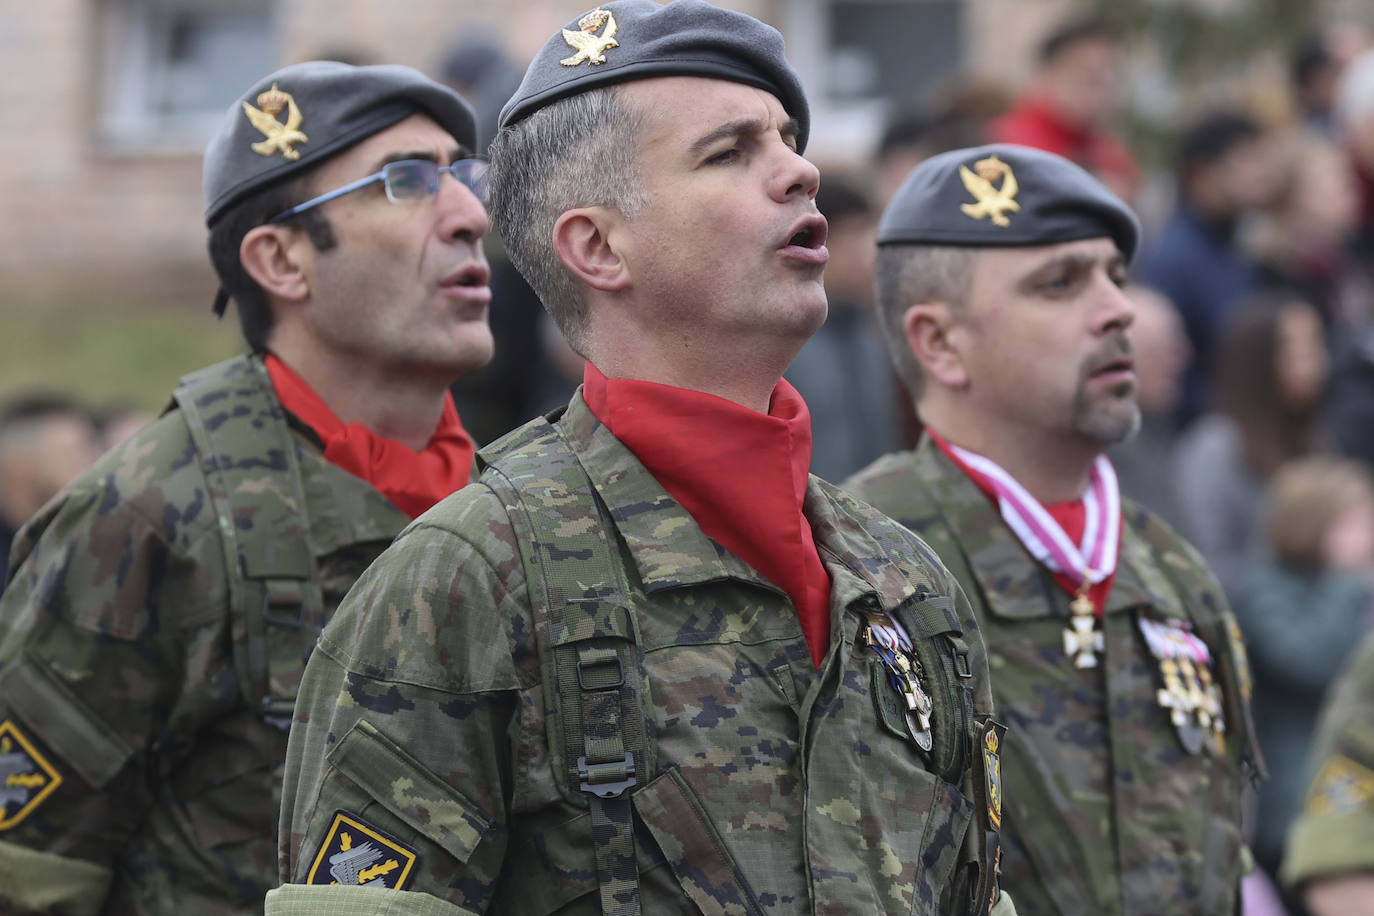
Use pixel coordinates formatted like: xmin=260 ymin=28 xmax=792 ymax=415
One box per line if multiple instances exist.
xmin=947 ymin=444 xmax=1121 ymax=587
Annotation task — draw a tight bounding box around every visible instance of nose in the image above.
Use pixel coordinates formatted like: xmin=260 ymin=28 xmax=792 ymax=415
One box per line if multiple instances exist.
xmin=770 ymin=141 xmax=821 ymax=204
xmin=1094 ymin=277 xmax=1135 ymax=336
xmin=434 ymin=171 xmax=490 ymax=244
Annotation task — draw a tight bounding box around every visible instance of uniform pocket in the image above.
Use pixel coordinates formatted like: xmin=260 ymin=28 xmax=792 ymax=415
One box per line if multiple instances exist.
xmin=913 ymin=779 xmax=975 ymax=916
xmin=326 ymin=717 xmax=493 ymax=866
xmin=0 ymin=653 xmax=133 ymax=789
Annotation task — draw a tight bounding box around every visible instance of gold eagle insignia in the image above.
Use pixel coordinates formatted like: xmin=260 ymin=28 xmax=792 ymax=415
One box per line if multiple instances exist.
xmin=959 ymin=154 xmax=1020 ymax=227
xmin=560 ymin=8 xmax=619 ymax=67
xmin=243 ymin=83 xmax=308 ymax=161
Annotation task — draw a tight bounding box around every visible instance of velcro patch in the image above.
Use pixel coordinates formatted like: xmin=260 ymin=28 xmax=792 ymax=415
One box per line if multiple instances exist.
xmin=305 ymin=810 xmax=420 ymax=889
xmin=0 ymin=719 xmax=63 ymax=830
xmin=1306 ymin=755 xmax=1374 ymax=816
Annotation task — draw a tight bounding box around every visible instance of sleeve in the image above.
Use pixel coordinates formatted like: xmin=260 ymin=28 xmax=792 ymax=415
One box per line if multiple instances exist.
xmin=0 ymin=477 xmax=225 ymax=916
xmin=276 ymin=490 xmax=532 ymax=913
xmin=1282 ymin=630 xmax=1374 ymax=888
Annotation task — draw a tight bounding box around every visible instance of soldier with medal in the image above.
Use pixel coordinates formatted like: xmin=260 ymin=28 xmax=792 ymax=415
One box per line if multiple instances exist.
xmin=845 ymin=145 xmax=1262 ymax=916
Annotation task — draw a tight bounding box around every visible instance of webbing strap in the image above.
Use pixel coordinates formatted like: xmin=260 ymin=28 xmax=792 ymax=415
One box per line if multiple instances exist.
xmin=173 ymin=356 xmax=321 ymax=721
xmin=480 ymin=415 xmax=650 ymax=916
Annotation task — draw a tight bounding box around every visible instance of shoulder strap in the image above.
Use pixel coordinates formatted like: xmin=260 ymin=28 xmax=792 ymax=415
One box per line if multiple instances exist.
xmin=172 ymin=355 xmax=324 ymax=727
xmin=479 ymin=415 xmax=653 ymax=916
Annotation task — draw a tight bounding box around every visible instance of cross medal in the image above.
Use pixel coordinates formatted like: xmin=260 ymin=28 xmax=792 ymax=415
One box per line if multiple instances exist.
xmin=1063 ymin=588 xmax=1103 ymax=668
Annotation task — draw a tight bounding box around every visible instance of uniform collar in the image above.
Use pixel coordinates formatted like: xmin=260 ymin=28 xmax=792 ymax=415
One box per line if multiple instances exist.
xmin=557 ymin=391 xmax=914 ymax=612
xmin=912 ymin=438 xmax=1185 ymax=620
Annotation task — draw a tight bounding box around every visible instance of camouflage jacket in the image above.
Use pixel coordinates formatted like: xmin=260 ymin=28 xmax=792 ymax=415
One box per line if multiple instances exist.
xmin=1282 ymin=627 xmax=1374 ymax=888
xmin=0 ymin=355 xmax=409 ymax=915
xmin=270 ymin=393 xmax=1012 ymax=916
xmin=844 ymin=440 xmax=1260 ymax=916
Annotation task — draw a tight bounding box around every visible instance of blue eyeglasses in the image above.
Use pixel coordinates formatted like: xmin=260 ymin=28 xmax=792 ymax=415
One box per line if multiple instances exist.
xmin=269 ymin=158 xmax=489 ymax=224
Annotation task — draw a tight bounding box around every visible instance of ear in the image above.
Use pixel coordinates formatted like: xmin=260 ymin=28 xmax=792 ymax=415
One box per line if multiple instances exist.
xmin=552 ymin=207 xmax=630 ymax=293
xmin=903 ymin=301 xmax=969 ymax=390
xmin=239 ymin=225 xmax=312 ymax=304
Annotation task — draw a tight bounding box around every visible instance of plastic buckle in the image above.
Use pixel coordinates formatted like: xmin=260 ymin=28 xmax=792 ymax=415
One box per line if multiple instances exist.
xmin=577 ymin=654 xmax=624 ymax=691
xmin=577 ymin=753 xmax=637 ymax=798
xmin=261 ymin=590 xmax=306 ymax=629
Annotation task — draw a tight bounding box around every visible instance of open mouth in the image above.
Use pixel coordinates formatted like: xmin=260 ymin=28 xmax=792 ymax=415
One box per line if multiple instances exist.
xmin=443 ymin=264 xmax=491 ymax=289
xmin=784 ymin=215 xmax=828 ymax=251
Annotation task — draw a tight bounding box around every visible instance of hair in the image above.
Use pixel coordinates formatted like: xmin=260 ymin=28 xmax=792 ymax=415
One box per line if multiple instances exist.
xmin=1291 ymin=32 xmax=1334 ymax=92
xmin=1173 ymin=111 xmax=1263 ymax=186
xmin=487 ymin=85 xmax=649 ymax=354
xmin=1038 ymin=15 xmax=1119 ymax=65
xmin=0 ymin=392 xmax=88 ymax=428
xmin=1267 ymin=456 xmax=1374 ymax=571
xmin=206 ymin=174 xmax=337 ymax=352
xmin=1212 ymin=292 xmax=1322 ymax=478
xmin=873 ymin=244 xmax=976 ymax=400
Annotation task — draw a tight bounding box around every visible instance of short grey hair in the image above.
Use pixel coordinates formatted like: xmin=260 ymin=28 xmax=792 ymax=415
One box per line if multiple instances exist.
xmin=488 ymin=85 xmax=649 ymax=354
xmin=873 ymin=244 xmax=975 ymax=399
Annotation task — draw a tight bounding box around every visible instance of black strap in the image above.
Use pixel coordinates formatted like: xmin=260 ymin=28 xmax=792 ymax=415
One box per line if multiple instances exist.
xmin=481 ymin=415 xmax=652 ymax=916
xmin=173 ymin=356 xmax=322 ymax=724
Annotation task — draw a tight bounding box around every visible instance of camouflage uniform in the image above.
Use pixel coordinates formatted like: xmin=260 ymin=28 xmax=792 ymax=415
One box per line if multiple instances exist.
xmin=845 ymin=439 xmax=1260 ymax=916
xmin=272 ymin=394 xmax=1010 ymax=915
xmin=0 ymin=355 xmax=409 ymax=915
xmin=1283 ymin=627 xmax=1374 ymax=889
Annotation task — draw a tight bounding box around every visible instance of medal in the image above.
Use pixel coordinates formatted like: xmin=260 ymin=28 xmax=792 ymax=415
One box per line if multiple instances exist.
xmin=1062 ymin=577 xmax=1104 ymax=668
xmin=1138 ymin=616 xmax=1224 ymax=755
xmin=947 ymin=443 xmax=1120 ymax=668
xmin=863 ymin=613 xmax=934 ymax=751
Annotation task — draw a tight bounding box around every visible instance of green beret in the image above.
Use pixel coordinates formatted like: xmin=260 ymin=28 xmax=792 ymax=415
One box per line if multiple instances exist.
xmin=877 ymin=144 xmax=1141 ymax=261
xmin=498 ymin=0 xmax=810 ymax=152
xmin=203 ymin=61 xmax=477 ymax=227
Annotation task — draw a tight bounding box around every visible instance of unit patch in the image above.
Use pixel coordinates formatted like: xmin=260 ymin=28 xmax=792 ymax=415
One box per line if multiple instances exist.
xmin=1305 ymin=755 xmax=1374 ymax=817
xmin=0 ymin=719 xmax=62 ymax=830
xmin=983 ymin=725 xmax=1003 ymax=831
xmin=305 ymin=810 xmax=419 ymax=889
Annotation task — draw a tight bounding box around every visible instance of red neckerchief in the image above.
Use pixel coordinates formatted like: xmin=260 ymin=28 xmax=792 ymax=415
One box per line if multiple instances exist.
xmin=927 ymin=430 xmax=1116 ymax=616
xmin=265 ymin=354 xmax=474 ymax=519
xmin=582 ymin=363 xmax=833 ymax=667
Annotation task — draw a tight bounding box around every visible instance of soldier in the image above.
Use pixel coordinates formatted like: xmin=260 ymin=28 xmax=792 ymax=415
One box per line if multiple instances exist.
xmin=1282 ymin=628 xmax=1374 ymax=915
xmin=0 ymin=62 xmax=492 ymax=914
xmin=269 ymin=3 xmax=1012 ymax=915
xmin=844 ymin=145 xmax=1261 ymax=915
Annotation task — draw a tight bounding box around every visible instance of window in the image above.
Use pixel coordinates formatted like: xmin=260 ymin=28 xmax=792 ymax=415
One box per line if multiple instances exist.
xmin=777 ymin=0 xmax=962 ymax=160
xmin=97 ymin=0 xmax=276 ymax=152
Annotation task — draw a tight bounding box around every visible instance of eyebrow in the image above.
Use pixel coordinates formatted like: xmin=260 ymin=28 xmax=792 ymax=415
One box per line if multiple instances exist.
xmin=686 ymin=116 xmax=802 ymax=158
xmin=1016 ymin=252 xmax=1101 ymax=292
xmin=369 ymin=147 xmax=468 ymax=173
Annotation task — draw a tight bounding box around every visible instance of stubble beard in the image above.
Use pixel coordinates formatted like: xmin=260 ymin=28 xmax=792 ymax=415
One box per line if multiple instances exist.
xmin=1070 ymin=380 xmax=1142 ymax=446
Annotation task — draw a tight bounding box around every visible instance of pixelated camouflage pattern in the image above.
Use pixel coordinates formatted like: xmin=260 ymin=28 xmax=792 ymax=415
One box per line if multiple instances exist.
xmin=273 ymin=392 xmax=1007 ymax=915
xmin=0 ymin=355 xmax=409 ymax=915
xmin=844 ymin=440 xmax=1259 ymax=916
xmin=1282 ymin=628 xmax=1374 ymax=887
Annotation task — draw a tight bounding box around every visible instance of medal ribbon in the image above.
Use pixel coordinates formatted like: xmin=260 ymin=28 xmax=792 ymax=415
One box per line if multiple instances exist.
xmin=945 ymin=443 xmax=1122 ymax=588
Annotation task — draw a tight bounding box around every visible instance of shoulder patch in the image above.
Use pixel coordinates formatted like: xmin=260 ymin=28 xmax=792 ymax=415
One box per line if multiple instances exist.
xmin=305 ymin=810 xmax=420 ymax=889
xmin=0 ymin=719 xmax=63 ymax=830
xmin=1306 ymin=755 xmax=1374 ymax=816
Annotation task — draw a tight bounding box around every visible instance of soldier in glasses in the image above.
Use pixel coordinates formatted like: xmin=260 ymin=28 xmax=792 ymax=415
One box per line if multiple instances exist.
xmin=0 ymin=61 xmax=492 ymax=914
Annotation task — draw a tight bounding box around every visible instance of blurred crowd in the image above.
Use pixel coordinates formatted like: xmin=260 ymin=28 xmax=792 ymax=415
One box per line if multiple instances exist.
xmin=9 ymin=11 xmax=1374 ymax=916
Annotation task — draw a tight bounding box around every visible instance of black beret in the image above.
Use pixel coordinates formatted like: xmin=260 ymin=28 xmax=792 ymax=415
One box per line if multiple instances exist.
xmin=499 ymin=0 xmax=809 ymax=152
xmin=203 ymin=61 xmax=477 ymax=227
xmin=877 ymin=144 xmax=1141 ymax=261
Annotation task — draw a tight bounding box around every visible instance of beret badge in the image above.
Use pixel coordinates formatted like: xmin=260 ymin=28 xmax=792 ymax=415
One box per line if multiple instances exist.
xmin=560 ymin=8 xmax=620 ymax=67
xmin=959 ymin=153 xmax=1020 ymax=228
xmin=243 ymin=83 xmax=309 ymax=161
